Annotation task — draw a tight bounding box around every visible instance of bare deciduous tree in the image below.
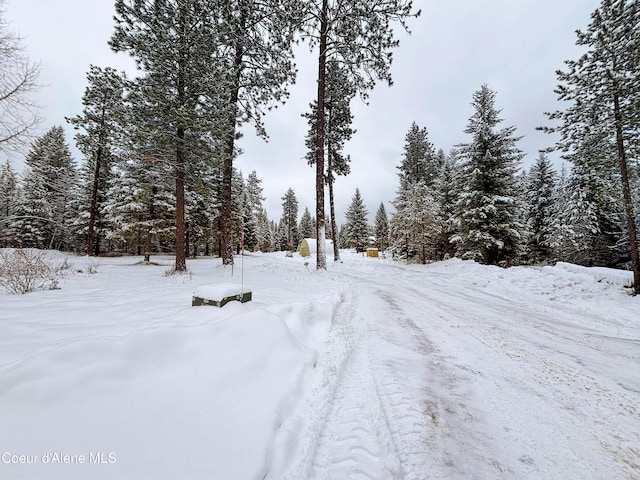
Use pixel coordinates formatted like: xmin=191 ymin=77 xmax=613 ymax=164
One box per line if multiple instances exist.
xmin=0 ymin=2 xmax=40 ymax=151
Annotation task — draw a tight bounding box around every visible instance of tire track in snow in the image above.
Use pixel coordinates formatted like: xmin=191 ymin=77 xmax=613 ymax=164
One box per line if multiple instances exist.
xmin=300 ymin=284 xmax=404 ymax=480
xmin=309 ymin=345 xmax=402 ymax=480
xmin=278 ymin=278 xmax=441 ymax=480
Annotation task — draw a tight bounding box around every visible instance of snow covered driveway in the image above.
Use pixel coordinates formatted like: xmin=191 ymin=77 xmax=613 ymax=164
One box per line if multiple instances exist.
xmin=0 ymin=252 xmax=638 ymax=479
xmin=274 ymin=256 xmax=640 ymax=479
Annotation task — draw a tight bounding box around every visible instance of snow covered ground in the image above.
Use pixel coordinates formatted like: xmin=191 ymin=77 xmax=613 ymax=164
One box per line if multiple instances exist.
xmin=0 ymin=250 xmax=638 ymax=479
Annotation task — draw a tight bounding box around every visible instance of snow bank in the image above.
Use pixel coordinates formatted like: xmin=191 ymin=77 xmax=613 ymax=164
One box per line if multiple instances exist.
xmin=547 ymin=261 xmax=634 ymax=288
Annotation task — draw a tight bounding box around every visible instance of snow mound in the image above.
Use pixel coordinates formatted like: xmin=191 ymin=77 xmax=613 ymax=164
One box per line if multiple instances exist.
xmin=193 ymin=282 xmax=251 ymax=299
xmin=547 ymin=261 xmax=634 ymax=288
xmin=0 ymin=254 xmax=341 ymax=480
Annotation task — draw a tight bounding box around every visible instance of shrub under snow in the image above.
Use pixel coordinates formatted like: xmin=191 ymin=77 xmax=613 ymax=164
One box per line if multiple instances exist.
xmin=0 ymin=249 xmax=73 ymax=294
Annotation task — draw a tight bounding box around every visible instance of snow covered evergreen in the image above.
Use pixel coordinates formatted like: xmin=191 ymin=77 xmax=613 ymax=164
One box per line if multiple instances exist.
xmin=67 ymin=65 xmax=126 ymax=256
xmin=299 ymin=207 xmax=316 ymax=240
xmin=453 ymin=85 xmax=524 ymax=266
xmin=103 ymin=156 xmax=175 ymax=262
xmin=280 ymin=188 xmax=299 ymax=250
xmin=544 ymin=0 xmax=640 ymax=291
xmin=344 ymin=188 xmax=369 ymax=251
xmin=373 ymin=202 xmax=390 ymax=251
xmin=523 ymin=153 xmax=558 ymax=264
xmin=391 ymin=122 xmax=443 ymax=262
xmin=17 ymin=127 xmax=77 ymax=251
xmin=0 ymin=160 xmax=19 ymax=247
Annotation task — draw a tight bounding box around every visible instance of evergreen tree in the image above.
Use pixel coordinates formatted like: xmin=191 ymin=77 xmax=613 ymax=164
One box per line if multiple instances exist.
xmin=275 ymin=219 xmax=290 ymax=252
xmin=391 ymin=123 xmax=443 ymax=262
xmin=433 ymin=151 xmax=460 ymax=260
xmin=245 ymin=171 xmax=265 ymax=220
xmin=338 ymin=223 xmax=348 ymax=249
xmin=230 ymin=169 xmax=257 ymax=254
xmin=304 ymin=0 xmax=420 ymax=269
xmin=524 ymin=153 xmax=558 ymax=264
xmin=397 ymin=122 xmax=438 ymax=188
xmin=185 ymin=161 xmax=218 ymax=257
xmin=255 ymin=208 xmax=274 ymax=252
xmin=548 ymin=164 xmax=598 ymax=263
xmin=454 ymin=85 xmax=524 ymax=266
xmin=565 ymin=147 xmax=624 ymax=267
xmin=0 ymin=159 xmax=18 ymax=246
xmin=374 ymin=202 xmax=389 ymax=251
xmin=214 ymin=0 xmax=303 ymax=266
xmin=111 ymin=0 xmax=228 ymax=271
xmin=11 ymin=168 xmax=52 ymax=248
xmin=23 ymin=126 xmax=77 ymax=250
xmin=299 ymin=207 xmax=316 ymax=240
xmin=391 ymin=182 xmax=440 ymax=263
xmin=242 ymin=170 xmax=266 ymax=252
xmin=68 ymin=66 xmax=127 ymax=255
xmin=304 ymin=61 xmax=356 ymax=262
xmin=543 ymin=0 xmax=640 ymax=291
xmin=344 ymin=188 xmax=369 ymax=251
xmin=103 ymin=156 xmax=175 ymax=262
xmin=280 ymin=188 xmax=299 ymax=250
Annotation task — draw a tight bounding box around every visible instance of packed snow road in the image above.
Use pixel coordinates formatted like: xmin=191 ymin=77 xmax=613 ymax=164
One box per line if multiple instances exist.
xmin=272 ymin=256 xmax=640 ymax=480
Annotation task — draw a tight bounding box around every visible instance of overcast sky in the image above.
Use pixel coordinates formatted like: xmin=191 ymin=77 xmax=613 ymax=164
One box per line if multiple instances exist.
xmin=4 ymin=0 xmax=600 ymax=225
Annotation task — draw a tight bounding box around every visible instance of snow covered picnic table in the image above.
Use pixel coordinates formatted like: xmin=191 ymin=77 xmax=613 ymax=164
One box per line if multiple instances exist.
xmin=192 ymin=283 xmax=252 ymax=307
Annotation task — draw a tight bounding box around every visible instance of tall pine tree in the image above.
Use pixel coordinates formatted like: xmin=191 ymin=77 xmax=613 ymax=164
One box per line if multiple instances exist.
xmin=0 ymin=160 xmax=18 ymax=246
xmin=524 ymin=153 xmax=558 ymax=264
xmin=281 ymin=188 xmax=299 ymax=250
xmin=216 ymin=0 xmax=303 ymax=266
xmin=391 ymin=122 xmax=442 ymax=262
xmin=374 ymin=202 xmax=389 ymax=251
xmin=303 ymin=0 xmax=420 ymax=269
xmin=111 ymin=0 xmax=228 ymax=271
xmin=543 ymin=0 xmax=640 ymax=292
xmin=304 ymin=61 xmax=355 ymax=262
xmin=21 ymin=126 xmax=77 ymax=250
xmin=454 ymin=85 xmax=524 ymax=266
xmin=67 ymin=65 xmax=127 ymax=256
xmin=344 ymin=188 xmax=369 ymax=251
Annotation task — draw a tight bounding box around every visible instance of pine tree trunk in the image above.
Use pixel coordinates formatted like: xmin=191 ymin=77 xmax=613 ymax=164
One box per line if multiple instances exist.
xmin=328 ymin=178 xmax=340 ymax=262
xmin=174 ymin=6 xmax=188 ymax=273
xmin=86 ymin=145 xmax=102 ymax=257
xmin=175 ymin=174 xmax=187 ymax=269
xmin=315 ymin=0 xmax=328 ymax=270
xmin=174 ymin=133 xmax=187 ymax=271
xmin=144 ymin=229 xmax=153 ymax=263
xmin=613 ymin=91 xmax=640 ymax=294
xmin=327 ymin=105 xmax=340 ymax=262
xmin=221 ymin=9 xmax=247 ymax=267
xmin=87 ymin=104 xmax=108 ymax=257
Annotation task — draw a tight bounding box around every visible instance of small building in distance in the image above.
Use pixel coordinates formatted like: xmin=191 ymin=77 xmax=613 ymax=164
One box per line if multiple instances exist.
xmin=299 ymin=238 xmax=334 ymax=258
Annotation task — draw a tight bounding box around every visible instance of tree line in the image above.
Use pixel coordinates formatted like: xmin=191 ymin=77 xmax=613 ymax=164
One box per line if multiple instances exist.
xmin=0 ymin=0 xmax=638 ymax=292
xmin=0 ymin=0 xmax=419 ymax=272
xmin=303 ymin=0 xmax=640 ymax=294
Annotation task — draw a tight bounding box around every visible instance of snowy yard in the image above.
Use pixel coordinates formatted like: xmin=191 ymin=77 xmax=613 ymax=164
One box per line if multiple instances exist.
xmin=0 ymin=251 xmax=638 ymax=479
